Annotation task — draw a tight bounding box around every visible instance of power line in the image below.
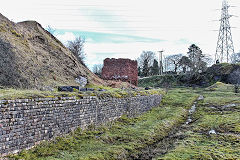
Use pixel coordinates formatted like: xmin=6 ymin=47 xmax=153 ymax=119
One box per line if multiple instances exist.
xmin=38 ymin=14 xmax=158 ymax=18
xmin=31 ymin=8 xmax=138 ymax=12
xmin=37 ymin=4 xmax=129 ymax=7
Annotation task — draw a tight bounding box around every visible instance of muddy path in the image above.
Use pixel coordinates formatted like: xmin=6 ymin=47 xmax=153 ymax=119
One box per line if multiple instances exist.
xmin=134 ymin=95 xmax=204 ymax=160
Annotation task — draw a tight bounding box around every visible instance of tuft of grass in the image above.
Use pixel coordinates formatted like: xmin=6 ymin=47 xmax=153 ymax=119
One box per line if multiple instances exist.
xmin=10 ymin=29 xmax=21 ymax=37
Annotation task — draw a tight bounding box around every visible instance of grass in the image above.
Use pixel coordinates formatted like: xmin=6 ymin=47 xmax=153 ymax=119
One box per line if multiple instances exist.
xmin=155 ymin=82 xmax=240 ymax=160
xmin=0 ymin=85 xmax=163 ymax=100
xmin=202 ymin=82 xmax=240 ymax=105
xmin=0 ymin=88 xmax=80 ymax=100
xmin=138 ymin=75 xmax=180 ymax=88
xmin=9 ymin=88 xmax=198 ymax=160
xmin=156 ymin=132 xmax=240 ymax=160
xmin=8 ymin=82 xmax=239 ymax=159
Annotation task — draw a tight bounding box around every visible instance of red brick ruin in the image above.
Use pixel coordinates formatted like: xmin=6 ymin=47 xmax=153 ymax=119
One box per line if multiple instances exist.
xmin=102 ymin=58 xmax=138 ymax=86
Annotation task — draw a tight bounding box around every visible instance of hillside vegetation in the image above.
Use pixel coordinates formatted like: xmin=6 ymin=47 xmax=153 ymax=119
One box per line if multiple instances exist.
xmin=139 ymin=63 xmax=240 ymax=88
xmin=0 ymin=13 xmax=104 ymax=89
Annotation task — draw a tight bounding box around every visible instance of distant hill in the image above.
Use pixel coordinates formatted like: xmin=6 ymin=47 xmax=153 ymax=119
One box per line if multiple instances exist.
xmin=0 ymin=13 xmax=104 ymax=89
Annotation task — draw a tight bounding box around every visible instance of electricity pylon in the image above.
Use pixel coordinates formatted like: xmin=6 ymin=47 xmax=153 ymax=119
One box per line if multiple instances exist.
xmin=215 ymin=0 xmax=235 ymax=63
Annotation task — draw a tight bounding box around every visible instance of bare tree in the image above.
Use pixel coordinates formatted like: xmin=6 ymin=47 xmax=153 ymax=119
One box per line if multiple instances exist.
xmin=138 ymin=51 xmax=155 ymax=68
xmin=203 ymin=54 xmax=213 ymax=66
xmin=137 ymin=51 xmax=155 ymax=77
xmin=46 ymin=25 xmax=56 ymax=35
xmin=165 ymin=54 xmax=182 ymax=73
xmin=231 ymin=52 xmax=240 ymax=64
xmin=67 ymin=36 xmax=86 ymax=65
xmin=92 ymin=64 xmax=103 ymax=77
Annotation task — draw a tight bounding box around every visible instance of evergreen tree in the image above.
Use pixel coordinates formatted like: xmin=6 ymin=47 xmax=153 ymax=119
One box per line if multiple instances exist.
xmin=142 ymin=59 xmax=150 ymax=77
xmin=151 ymin=59 xmax=159 ymax=75
xmin=138 ymin=67 xmax=142 ymax=77
xmin=187 ymin=44 xmax=206 ymax=73
xmin=179 ymin=56 xmax=191 ymax=73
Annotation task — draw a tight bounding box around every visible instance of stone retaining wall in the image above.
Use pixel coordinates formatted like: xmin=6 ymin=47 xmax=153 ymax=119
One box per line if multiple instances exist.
xmin=0 ymin=95 xmax=162 ymax=156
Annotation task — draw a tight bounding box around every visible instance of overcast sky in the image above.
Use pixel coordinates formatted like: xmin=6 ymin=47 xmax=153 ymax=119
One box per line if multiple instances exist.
xmin=1 ymin=0 xmax=240 ymax=69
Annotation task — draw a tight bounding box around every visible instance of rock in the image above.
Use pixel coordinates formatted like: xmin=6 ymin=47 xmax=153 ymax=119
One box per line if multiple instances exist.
xmin=58 ymin=86 xmax=73 ymax=92
xmin=222 ymin=104 xmax=236 ymax=109
xmin=186 ymin=118 xmax=192 ymax=125
xmin=209 ymin=106 xmax=217 ymax=109
xmin=39 ymin=86 xmax=54 ymax=91
xmin=189 ymin=104 xmax=196 ymax=114
xmin=71 ymin=86 xmax=80 ymax=90
xmin=87 ymin=88 xmax=95 ymax=91
xmin=75 ymin=76 xmax=88 ymax=88
xmin=79 ymin=88 xmax=95 ymax=92
xmin=79 ymin=88 xmax=87 ymax=92
xmin=209 ymin=129 xmax=217 ymax=135
xmin=198 ymin=95 xmax=204 ymax=100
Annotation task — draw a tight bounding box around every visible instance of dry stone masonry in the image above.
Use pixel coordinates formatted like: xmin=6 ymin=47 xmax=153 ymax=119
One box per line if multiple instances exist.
xmin=0 ymin=94 xmax=162 ymax=156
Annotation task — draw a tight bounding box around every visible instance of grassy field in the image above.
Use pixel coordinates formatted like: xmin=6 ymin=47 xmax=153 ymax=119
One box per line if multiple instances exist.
xmin=9 ymin=88 xmax=198 ymax=160
xmin=8 ymin=82 xmax=240 ymax=160
xmin=155 ymin=82 xmax=240 ymax=160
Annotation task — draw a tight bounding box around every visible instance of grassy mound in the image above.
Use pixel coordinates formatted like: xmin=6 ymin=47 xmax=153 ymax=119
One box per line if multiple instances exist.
xmin=0 ymin=13 xmax=104 ymax=89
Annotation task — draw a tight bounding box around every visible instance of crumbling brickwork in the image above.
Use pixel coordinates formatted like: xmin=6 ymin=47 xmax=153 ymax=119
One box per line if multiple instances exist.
xmin=101 ymin=58 xmax=138 ymax=86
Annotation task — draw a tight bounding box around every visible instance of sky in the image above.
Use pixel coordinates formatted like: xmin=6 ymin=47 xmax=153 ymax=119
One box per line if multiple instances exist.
xmin=1 ymin=0 xmax=240 ymax=70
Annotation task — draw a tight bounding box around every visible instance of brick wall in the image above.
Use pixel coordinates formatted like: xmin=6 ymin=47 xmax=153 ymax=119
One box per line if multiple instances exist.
xmin=0 ymin=94 xmax=162 ymax=156
xmin=102 ymin=58 xmax=138 ymax=86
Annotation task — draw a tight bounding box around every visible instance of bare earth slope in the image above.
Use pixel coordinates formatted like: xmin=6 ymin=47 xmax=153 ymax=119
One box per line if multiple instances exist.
xmin=0 ymin=13 xmax=104 ymax=89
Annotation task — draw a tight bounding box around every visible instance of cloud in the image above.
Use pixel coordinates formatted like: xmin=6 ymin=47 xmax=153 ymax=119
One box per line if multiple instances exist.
xmin=3 ymin=0 xmax=239 ymax=68
xmin=56 ymin=30 xmax=164 ymax=44
xmin=84 ymin=40 xmax=188 ymax=70
xmin=55 ymin=32 xmax=76 ymax=44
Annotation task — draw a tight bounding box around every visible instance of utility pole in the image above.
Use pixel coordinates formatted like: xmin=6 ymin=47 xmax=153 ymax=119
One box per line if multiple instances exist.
xmin=163 ymin=55 xmax=167 ymax=73
xmin=215 ymin=0 xmax=235 ymax=63
xmin=158 ymin=50 xmax=164 ymax=75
